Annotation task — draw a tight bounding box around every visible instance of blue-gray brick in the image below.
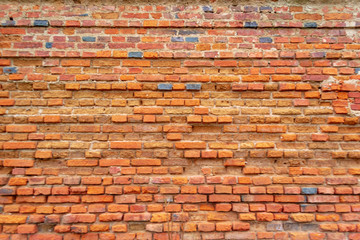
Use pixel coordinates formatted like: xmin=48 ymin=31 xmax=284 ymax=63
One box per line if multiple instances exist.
xmin=244 ymin=22 xmax=258 ymax=28
xmin=266 ymin=223 xmax=283 ymax=231
xmin=45 ymin=42 xmax=53 ymax=49
xmin=128 ymin=52 xmax=143 ymax=58
xmin=259 ymin=37 xmax=272 ymax=43
xmin=171 ymin=37 xmax=184 ymax=42
xmin=260 ymin=6 xmax=272 ymax=12
xmin=185 ymin=37 xmax=199 ymax=42
xmin=244 ymin=6 xmax=258 ymax=12
xmin=179 ymin=30 xmax=201 ymax=35
xmin=34 ymin=20 xmax=49 ymax=27
xmin=82 ymin=36 xmax=96 ymax=42
xmin=202 ymin=6 xmax=213 ymax=12
xmin=0 ymin=188 xmax=15 ymax=195
xmin=1 ymin=20 xmax=15 ymax=26
xmin=158 ymin=84 xmax=173 ymax=91
xmin=304 ymin=22 xmax=317 ymax=28
xmin=3 ymin=67 xmax=17 ymax=74
xmin=301 ymin=187 xmax=317 ymax=195
xmin=284 ymin=223 xmax=300 ymax=231
xmin=186 ymin=84 xmax=201 ymax=91
xmin=302 ymin=224 xmax=318 ymax=231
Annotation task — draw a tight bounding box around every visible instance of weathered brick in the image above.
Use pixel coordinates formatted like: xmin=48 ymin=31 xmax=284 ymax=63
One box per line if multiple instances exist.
xmin=6 ymin=125 xmax=37 ymax=132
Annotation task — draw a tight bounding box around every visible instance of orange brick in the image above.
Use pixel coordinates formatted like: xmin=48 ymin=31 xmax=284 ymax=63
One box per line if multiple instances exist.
xmin=6 ymin=125 xmax=37 ymax=132
xmin=62 ymin=60 xmax=90 ymax=66
xmin=123 ymin=60 xmax=150 ymax=67
xmin=131 ymin=159 xmax=161 ymax=166
xmin=111 ymin=142 xmax=142 ymax=149
xmin=3 ymin=142 xmax=36 ymax=149
xmin=112 ymin=115 xmax=127 ymax=122
xmin=175 ymin=142 xmax=206 ymax=149
xmin=67 ymin=159 xmax=98 ymax=167
xmin=35 ymin=151 xmax=52 ymax=159
xmin=3 ymin=159 xmax=34 ymax=167
xmin=0 ymin=99 xmax=15 ymax=106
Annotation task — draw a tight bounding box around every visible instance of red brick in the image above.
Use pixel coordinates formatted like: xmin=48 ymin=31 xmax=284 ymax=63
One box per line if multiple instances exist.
xmin=100 ymin=159 xmax=130 ymax=167
xmin=123 ymin=60 xmax=150 ymax=67
xmin=17 ymin=224 xmax=38 ymax=234
xmin=308 ymin=195 xmax=339 ymax=203
xmin=252 ymin=177 xmax=272 ymax=186
xmin=242 ymin=195 xmax=274 ymax=202
xmin=124 ymin=213 xmax=151 ymax=221
xmin=112 ymin=224 xmax=127 ymax=232
xmin=131 ymin=159 xmax=161 ymax=166
xmin=198 ymin=222 xmax=215 ymax=232
xmin=67 ymin=160 xmax=98 ymax=167
xmin=29 ymin=234 xmax=62 ymax=240
xmin=275 ymin=195 xmax=305 ymax=203
xmin=224 ymin=159 xmax=245 ymax=167
xmin=209 ymin=194 xmax=241 ymax=202
xmin=174 ymin=195 xmax=207 ymax=203
xmin=0 ymin=59 xmax=11 ymax=66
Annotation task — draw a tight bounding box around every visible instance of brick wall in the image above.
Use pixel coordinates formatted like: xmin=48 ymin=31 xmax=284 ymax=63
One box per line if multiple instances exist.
xmin=1 ymin=1 xmax=360 ymax=239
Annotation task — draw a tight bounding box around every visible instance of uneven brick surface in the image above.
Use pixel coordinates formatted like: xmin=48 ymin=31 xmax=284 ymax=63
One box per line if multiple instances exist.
xmin=1 ymin=1 xmax=360 ymax=239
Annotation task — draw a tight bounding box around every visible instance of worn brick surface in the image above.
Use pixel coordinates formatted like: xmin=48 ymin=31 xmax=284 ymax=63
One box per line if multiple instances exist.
xmin=1 ymin=0 xmax=360 ymax=239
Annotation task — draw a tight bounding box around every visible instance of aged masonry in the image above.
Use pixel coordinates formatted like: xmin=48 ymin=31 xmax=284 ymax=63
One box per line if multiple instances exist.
xmin=1 ymin=0 xmax=360 ymax=239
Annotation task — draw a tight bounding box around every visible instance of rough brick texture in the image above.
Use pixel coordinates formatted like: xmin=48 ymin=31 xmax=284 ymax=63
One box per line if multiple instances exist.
xmin=1 ymin=0 xmax=360 ymax=239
